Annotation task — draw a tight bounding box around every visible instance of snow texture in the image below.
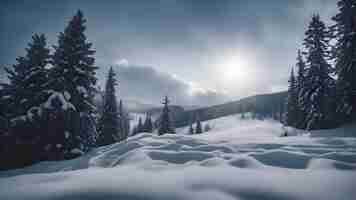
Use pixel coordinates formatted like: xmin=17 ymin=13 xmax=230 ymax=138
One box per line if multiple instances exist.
xmin=1 ymin=114 xmax=356 ymax=200
xmin=43 ymin=91 xmax=76 ymax=111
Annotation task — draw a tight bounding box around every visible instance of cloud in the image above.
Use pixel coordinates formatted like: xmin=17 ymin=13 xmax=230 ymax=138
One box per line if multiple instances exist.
xmin=115 ymin=58 xmax=129 ymax=67
xmin=106 ymin=65 xmax=228 ymax=106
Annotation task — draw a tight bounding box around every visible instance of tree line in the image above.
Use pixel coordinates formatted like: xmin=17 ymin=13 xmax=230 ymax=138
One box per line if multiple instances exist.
xmin=0 ymin=10 xmax=177 ymax=169
xmin=285 ymin=0 xmax=356 ymax=130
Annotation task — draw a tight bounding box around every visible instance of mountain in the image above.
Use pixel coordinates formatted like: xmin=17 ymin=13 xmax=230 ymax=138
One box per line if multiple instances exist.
xmin=172 ymin=91 xmax=287 ymax=127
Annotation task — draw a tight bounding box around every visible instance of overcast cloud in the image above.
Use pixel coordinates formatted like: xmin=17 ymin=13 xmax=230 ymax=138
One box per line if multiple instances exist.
xmin=0 ymin=0 xmax=338 ymax=105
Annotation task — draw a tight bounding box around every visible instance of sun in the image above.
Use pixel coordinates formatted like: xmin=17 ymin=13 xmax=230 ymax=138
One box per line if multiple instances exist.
xmin=223 ymin=55 xmax=249 ymax=82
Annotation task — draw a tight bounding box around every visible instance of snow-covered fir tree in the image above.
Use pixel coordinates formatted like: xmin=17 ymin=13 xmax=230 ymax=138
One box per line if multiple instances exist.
xmin=97 ymin=67 xmax=120 ymax=146
xmin=131 ymin=126 xmax=138 ymax=136
xmin=143 ymin=113 xmax=153 ymax=133
xmin=285 ymin=68 xmax=299 ymax=127
xmin=295 ymin=50 xmax=308 ymax=129
xmin=302 ymin=14 xmax=335 ymax=130
xmin=137 ymin=117 xmax=143 ymax=133
xmin=50 ymin=10 xmax=98 ymax=112
xmin=4 ymin=34 xmax=50 ymax=119
xmin=1 ymin=33 xmax=51 ymax=163
xmin=118 ymin=100 xmax=130 ymax=140
xmin=332 ymin=0 xmax=356 ymax=123
xmin=158 ymin=96 xmax=175 ymax=135
xmin=45 ymin=10 xmax=98 ymax=153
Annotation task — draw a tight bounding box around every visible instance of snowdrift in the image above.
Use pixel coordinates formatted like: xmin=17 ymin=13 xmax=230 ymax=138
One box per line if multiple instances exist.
xmin=1 ymin=116 xmax=356 ymax=200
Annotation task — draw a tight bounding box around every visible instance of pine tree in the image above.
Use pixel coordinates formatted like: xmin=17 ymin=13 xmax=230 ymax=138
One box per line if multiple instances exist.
xmin=47 ymin=10 xmax=98 ymax=153
xmin=118 ymin=100 xmax=130 ymax=140
xmin=50 ymin=10 xmax=98 ymax=112
xmin=4 ymin=34 xmax=50 ymax=119
xmin=137 ymin=117 xmax=143 ymax=133
xmin=158 ymin=96 xmax=175 ymax=135
xmin=302 ymin=15 xmax=335 ymax=130
xmin=131 ymin=126 xmax=138 ymax=136
xmin=143 ymin=113 xmax=153 ymax=133
xmin=295 ymin=50 xmax=308 ymax=129
xmin=97 ymin=67 xmax=119 ymax=146
xmin=332 ymin=0 xmax=356 ymax=123
xmin=1 ymin=34 xmax=51 ymax=165
xmin=285 ymin=68 xmax=298 ymax=127
xmin=189 ymin=123 xmax=194 ymax=135
xmin=195 ymin=116 xmax=202 ymax=134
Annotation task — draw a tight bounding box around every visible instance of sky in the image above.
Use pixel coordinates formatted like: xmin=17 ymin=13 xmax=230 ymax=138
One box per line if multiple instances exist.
xmin=0 ymin=0 xmax=338 ymax=106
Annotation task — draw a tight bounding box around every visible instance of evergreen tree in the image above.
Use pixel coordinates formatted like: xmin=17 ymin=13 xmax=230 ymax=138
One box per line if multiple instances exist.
xmin=137 ymin=117 xmax=143 ymax=133
xmin=295 ymin=50 xmax=308 ymax=129
xmin=195 ymin=116 xmax=202 ymax=134
xmin=332 ymin=0 xmax=356 ymax=123
xmin=285 ymin=68 xmax=298 ymax=127
xmin=189 ymin=123 xmax=194 ymax=135
xmin=46 ymin=10 xmax=98 ymax=152
xmin=97 ymin=67 xmax=119 ymax=146
xmin=131 ymin=126 xmax=138 ymax=136
xmin=4 ymin=34 xmax=50 ymax=118
xmin=302 ymin=15 xmax=335 ymax=130
xmin=143 ymin=113 xmax=153 ymax=133
xmin=1 ymin=34 xmax=50 ymax=165
xmin=118 ymin=100 xmax=130 ymax=140
xmin=50 ymin=10 xmax=98 ymax=112
xmin=158 ymin=96 xmax=175 ymax=135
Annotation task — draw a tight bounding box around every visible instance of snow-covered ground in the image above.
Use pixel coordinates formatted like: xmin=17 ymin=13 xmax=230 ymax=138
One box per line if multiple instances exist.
xmin=1 ymin=114 xmax=356 ymax=200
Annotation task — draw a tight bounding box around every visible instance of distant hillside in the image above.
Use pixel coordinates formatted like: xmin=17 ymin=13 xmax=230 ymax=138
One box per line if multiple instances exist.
xmin=171 ymin=91 xmax=287 ymax=127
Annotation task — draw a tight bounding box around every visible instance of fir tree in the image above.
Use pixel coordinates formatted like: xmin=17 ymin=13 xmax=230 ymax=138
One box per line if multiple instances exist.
xmin=137 ymin=117 xmax=143 ymax=133
xmin=158 ymin=96 xmax=175 ymax=135
xmin=302 ymin=15 xmax=335 ymax=130
xmin=47 ymin=10 xmax=98 ymax=152
xmin=50 ymin=10 xmax=98 ymax=112
xmin=295 ymin=50 xmax=308 ymax=129
xmin=195 ymin=116 xmax=202 ymax=134
xmin=189 ymin=123 xmax=194 ymax=135
xmin=97 ymin=67 xmax=119 ymax=146
xmin=131 ymin=126 xmax=138 ymax=136
xmin=143 ymin=113 xmax=153 ymax=133
xmin=332 ymin=0 xmax=356 ymax=123
xmin=285 ymin=68 xmax=298 ymax=127
xmin=118 ymin=100 xmax=130 ymax=140
xmin=4 ymin=34 xmax=50 ymax=118
xmin=1 ymin=34 xmax=50 ymax=164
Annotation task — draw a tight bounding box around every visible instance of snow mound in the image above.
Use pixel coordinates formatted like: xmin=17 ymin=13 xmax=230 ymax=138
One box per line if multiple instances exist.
xmin=1 ymin=116 xmax=356 ymax=200
xmin=308 ymin=158 xmax=356 ymax=170
xmin=250 ymin=150 xmax=311 ymax=169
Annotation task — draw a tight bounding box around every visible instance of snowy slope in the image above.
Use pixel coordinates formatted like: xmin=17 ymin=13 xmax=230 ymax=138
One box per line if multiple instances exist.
xmin=1 ymin=115 xmax=356 ymax=200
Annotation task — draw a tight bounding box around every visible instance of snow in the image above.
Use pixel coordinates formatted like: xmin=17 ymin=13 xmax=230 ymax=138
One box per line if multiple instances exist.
xmin=70 ymin=148 xmax=84 ymax=155
xmin=2 ymin=95 xmax=10 ymax=99
xmin=43 ymin=91 xmax=76 ymax=111
xmin=64 ymin=131 xmax=70 ymax=139
xmin=27 ymin=106 xmax=42 ymax=120
xmin=10 ymin=115 xmax=27 ymax=124
xmin=76 ymin=86 xmax=88 ymax=97
xmin=1 ymin=114 xmax=356 ymax=200
xmin=63 ymin=91 xmax=71 ymax=100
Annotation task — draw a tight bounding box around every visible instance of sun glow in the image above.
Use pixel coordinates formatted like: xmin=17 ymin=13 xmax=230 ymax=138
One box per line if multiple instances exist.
xmin=222 ymin=55 xmax=249 ymax=82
